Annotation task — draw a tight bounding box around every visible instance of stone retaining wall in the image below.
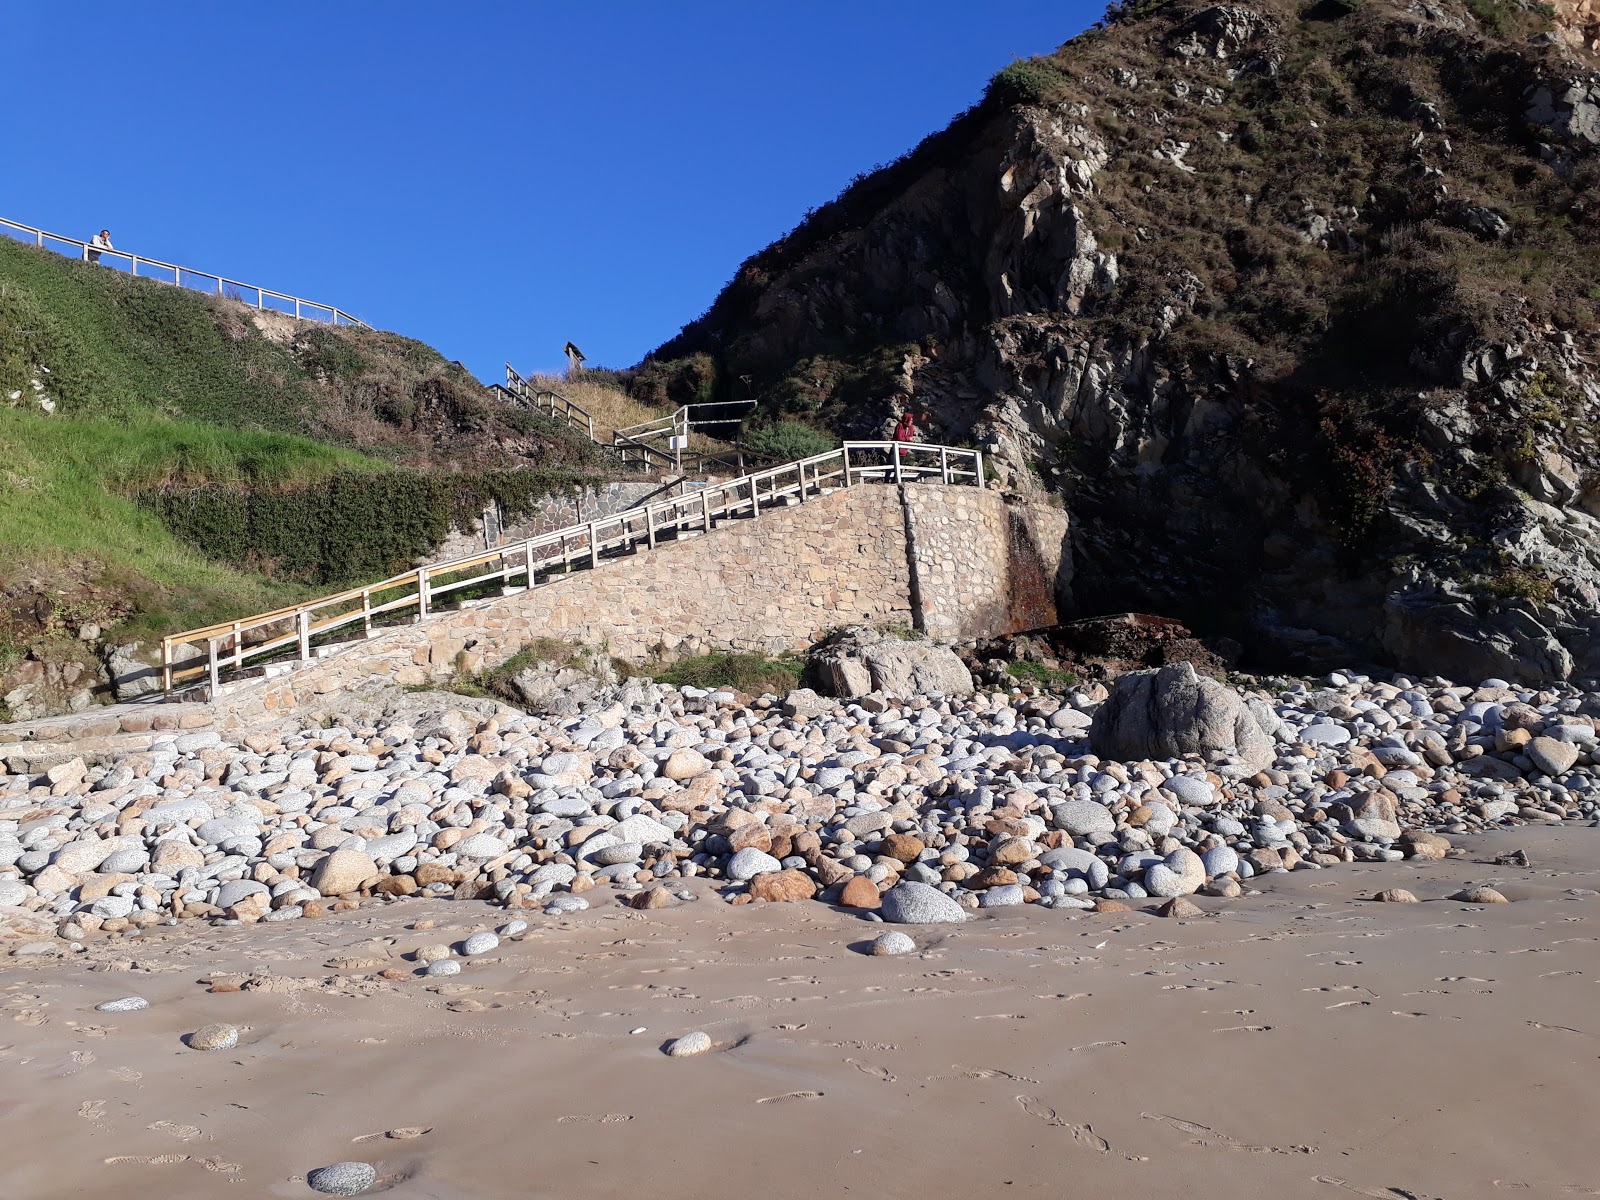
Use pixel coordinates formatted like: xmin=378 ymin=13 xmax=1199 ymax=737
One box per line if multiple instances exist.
xmin=188 ymin=483 xmax=1069 ymax=728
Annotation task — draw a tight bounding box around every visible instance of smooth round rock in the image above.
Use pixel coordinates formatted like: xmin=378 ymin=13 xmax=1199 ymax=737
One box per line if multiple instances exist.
xmin=666 ymin=1030 xmax=713 ymax=1057
xmin=425 ymin=959 xmax=461 ymax=976
xmin=1375 ymin=889 xmax=1419 ymax=903
xmin=870 ymin=931 xmax=916 ymax=956
xmin=880 ymin=881 xmax=968 ymax=924
xmin=461 ymin=931 xmax=499 ymax=956
xmin=1452 ymin=886 xmax=1509 ymax=904
xmin=498 ymin=920 xmax=529 ymax=937
xmin=95 ymin=996 xmax=149 ymax=1013
xmin=726 ymin=847 xmax=782 ymax=880
xmin=979 ymin=884 xmax=1026 ymax=908
xmin=307 ymin=1161 xmax=377 ymax=1195
xmin=544 ymin=895 xmax=589 ymax=914
xmin=186 ymin=1023 xmax=238 ymax=1051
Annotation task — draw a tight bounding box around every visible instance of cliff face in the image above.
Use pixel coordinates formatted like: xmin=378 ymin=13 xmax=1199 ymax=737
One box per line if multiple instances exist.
xmin=643 ymin=0 xmax=1600 ymax=685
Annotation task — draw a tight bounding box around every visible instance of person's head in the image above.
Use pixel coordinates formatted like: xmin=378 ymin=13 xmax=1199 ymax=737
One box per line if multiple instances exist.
xmin=100 ymin=230 xmax=110 ymax=239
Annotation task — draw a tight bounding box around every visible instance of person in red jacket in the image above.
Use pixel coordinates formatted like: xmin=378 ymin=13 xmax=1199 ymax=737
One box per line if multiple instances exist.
xmin=892 ymin=410 xmax=917 ymax=462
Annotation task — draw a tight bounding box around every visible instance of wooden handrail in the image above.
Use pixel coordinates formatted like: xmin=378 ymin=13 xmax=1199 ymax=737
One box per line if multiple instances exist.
xmin=0 ymin=215 xmax=370 ymax=328
xmin=158 ymin=441 xmax=984 ymax=691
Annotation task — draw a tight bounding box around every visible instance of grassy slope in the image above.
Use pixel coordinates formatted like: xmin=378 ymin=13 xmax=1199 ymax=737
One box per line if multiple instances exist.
xmin=0 ymin=236 xmax=533 ymax=663
xmin=0 ymin=410 xmax=384 ymax=642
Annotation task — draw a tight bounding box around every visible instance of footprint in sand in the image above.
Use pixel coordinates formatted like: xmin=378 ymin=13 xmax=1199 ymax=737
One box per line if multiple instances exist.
xmin=78 ymin=1100 xmax=107 ymax=1122
xmin=1314 ymin=1175 xmax=1441 ymax=1199
xmin=1143 ymin=1113 xmax=1315 ymax=1155
xmin=1214 ymin=1024 xmax=1274 ymax=1034
xmin=1493 ymin=1181 xmax=1600 ymax=1195
xmin=755 ymin=1091 xmax=824 ymax=1105
xmin=556 ymin=1113 xmax=635 ymax=1123
xmin=149 ymin=1121 xmax=206 ymax=1142
xmin=845 ymin=1058 xmax=896 ymax=1082
xmin=1015 ymin=1097 xmax=1140 ymax=1158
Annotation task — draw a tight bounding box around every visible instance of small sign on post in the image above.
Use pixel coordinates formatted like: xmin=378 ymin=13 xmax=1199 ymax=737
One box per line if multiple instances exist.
xmin=563 ymin=341 xmax=587 ymax=377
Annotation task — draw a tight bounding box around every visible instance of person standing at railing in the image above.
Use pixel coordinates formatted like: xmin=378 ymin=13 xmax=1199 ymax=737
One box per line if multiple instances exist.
xmin=892 ymin=409 xmax=918 ymax=463
xmin=88 ymin=229 xmax=113 ymax=264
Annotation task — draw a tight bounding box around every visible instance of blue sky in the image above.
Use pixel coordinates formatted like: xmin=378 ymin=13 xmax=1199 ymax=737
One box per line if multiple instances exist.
xmin=2 ymin=2 xmax=1097 ymax=380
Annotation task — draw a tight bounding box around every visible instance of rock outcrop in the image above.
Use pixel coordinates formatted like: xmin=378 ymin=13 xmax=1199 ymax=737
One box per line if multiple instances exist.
xmin=808 ymin=626 xmax=975 ymax=699
xmin=639 ymin=0 xmax=1600 ymax=686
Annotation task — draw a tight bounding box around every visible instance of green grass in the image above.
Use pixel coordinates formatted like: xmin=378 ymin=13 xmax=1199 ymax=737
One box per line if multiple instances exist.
xmin=649 ymin=651 xmax=802 ymax=696
xmin=0 ymin=408 xmax=383 ymax=639
xmin=1004 ymin=660 xmax=1079 ymax=688
xmin=0 ymin=237 xmax=321 ymax=429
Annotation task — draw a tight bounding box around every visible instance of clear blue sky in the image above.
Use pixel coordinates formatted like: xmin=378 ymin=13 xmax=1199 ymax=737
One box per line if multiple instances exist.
xmin=2 ymin=2 xmax=1096 ymax=381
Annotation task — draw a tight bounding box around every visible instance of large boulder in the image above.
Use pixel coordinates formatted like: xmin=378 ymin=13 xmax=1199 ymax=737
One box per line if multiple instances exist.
xmin=1088 ymin=662 xmax=1275 ymax=773
xmin=880 ymin=881 xmax=968 ymax=924
xmin=809 ymin=626 xmax=973 ymax=699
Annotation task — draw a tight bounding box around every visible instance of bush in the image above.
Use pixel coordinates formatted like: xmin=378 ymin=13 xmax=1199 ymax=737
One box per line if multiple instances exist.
xmin=740 ymin=419 xmax=836 ymax=463
xmin=986 ymin=59 xmax=1072 ymax=107
xmin=141 ymin=466 xmax=587 ymax=586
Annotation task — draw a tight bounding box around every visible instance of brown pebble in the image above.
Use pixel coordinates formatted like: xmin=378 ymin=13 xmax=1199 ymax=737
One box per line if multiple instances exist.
xmin=1159 ymin=897 xmax=1204 ymax=918
xmin=1093 ymin=899 xmax=1132 ymax=914
xmin=838 ymin=876 xmax=882 ymax=909
xmin=1452 ymin=886 xmax=1509 ymax=904
xmin=1374 ymin=889 xmax=1419 ymax=903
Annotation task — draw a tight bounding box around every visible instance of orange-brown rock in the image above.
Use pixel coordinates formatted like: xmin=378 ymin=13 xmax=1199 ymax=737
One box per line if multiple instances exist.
xmin=631 ymin=886 xmax=674 ymax=910
xmin=749 ymin=869 xmax=817 ymax=903
xmin=728 ymin=823 xmax=774 ymax=854
xmin=986 ymin=837 xmax=1035 ymax=866
xmin=970 ymin=866 xmax=1019 ymax=889
xmin=839 ymin=876 xmax=882 ymax=908
xmin=413 ymin=864 xmax=460 ymax=887
xmin=879 ymin=833 xmax=925 ymax=863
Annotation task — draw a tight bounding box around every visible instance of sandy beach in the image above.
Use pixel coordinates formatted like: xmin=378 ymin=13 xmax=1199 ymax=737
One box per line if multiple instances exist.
xmin=2 ymin=823 xmax=1596 ymax=1200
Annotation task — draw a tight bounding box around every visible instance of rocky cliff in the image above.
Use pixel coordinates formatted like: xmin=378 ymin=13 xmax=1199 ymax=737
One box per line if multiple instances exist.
xmin=641 ymin=0 xmax=1600 ymax=685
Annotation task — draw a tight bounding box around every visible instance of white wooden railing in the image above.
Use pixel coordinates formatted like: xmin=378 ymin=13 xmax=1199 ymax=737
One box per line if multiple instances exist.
xmin=494 ymin=363 xmax=596 ymax=440
xmin=159 ymin=441 xmax=984 ymax=693
xmin=0 ymin=216 xmax=369 ymax=328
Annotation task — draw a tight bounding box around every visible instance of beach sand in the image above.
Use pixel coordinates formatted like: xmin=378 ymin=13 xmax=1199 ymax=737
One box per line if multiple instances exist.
xmin=3 ymin=825 xmax=1597 ymax=1200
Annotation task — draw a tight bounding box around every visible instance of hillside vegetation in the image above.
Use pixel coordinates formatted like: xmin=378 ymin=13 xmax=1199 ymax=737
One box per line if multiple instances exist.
xmin=0 ymin=236 xmax=646 ymax=718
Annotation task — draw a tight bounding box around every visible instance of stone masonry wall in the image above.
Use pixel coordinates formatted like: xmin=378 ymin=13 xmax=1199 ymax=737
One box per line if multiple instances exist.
xmin=905 ymin=488 xmax=1070 ymax=641
xmin=209 ymin=483 xmax=1068 ymax=729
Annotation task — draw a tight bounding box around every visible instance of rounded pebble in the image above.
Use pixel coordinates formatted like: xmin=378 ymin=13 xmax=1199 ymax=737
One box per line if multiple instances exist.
xmin=186 ymin=1023 xmax=238 ymax=1051
xmin=870 ymin=931 xmax=916 ymax=956
xmin=666 ymin=1030 xmax=713 ymax=1057
xmin=307 ymin=1161 xmax=377 ymax=1195
xmin=95 ymin=996 xmax=149 ymax=1013
xmin=461 ymin=931 xmax=499 ymax=956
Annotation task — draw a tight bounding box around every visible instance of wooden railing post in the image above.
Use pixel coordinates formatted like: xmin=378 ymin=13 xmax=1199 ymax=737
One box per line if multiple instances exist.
xmin=161 ymin=638 xmax=172 ymax=692
xmin=588 ymin=522 xmax=600 ymax=569
xmin=522 ymin=538 xmax=535 ymax=585
xmin=701 ymin=489 xmax=712 ymax=533
xmin=646 ymin=504 xmax=657 ymax=549
xmin=297 ymin=610 xmax=311 ymax=662
xmin=416 ymin=567 xmax=430 ymax=618
xmin=362 ymin=589 xmax=373 ymax=637
xmin=975 ymin=450 xmax=986 ymax=489
xmin=208 ymin=638 xmax=220 ymax=694
xmin=231 ymin=622 xmax=243 ymax=673
xmin=940 ymin=446 xmax=950 ymax=485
